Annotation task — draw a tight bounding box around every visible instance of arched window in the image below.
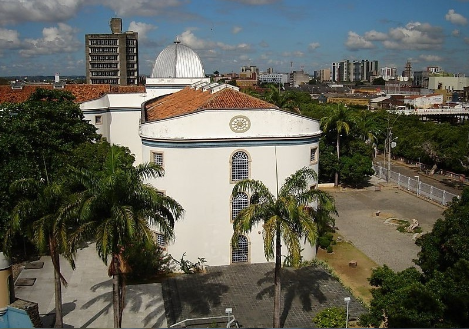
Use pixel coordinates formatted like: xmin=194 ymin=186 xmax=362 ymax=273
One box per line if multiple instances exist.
xmin=232 ymin=192 xmax=249 ymax=221
xmin=232 ymin=235 xmax=249 ymax=263
xmin=231 ymin=151 xmax=249 ymax=182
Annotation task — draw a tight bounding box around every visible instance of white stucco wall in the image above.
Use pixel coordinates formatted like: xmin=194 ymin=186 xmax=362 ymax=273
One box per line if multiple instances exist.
xmin=141 ymin=109 xmax=320 ymax=266
xmin=81 ymin=94 xmax=145 ymax=163
xmin=143 ymin=143 xmax=318 ymax=266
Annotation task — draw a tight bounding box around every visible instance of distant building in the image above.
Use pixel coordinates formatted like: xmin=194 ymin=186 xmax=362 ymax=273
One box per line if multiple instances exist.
xmin=413 ymin=71 xmax=430 ymax=88
xmin=428 ymin=76 xmax=469 ymax=91
xmin=332 ymin=59 xmax=378 ymax=82
xmin=380 ymin=67 xmax=397 ymax=81
xmin=403 ymin=94 xmax=444 ymax=109
xmin=318 ymin=68 xmax=331 ymax=82
xmin=240 ymin=66 xmax=259 ymax=79
xmin=290 ymin=70 xmax=310 ymax=87
xmin=85 ymin=18 xmax=139 ymax=86
xmin=258 ymin=73 xmax=288 ymax=85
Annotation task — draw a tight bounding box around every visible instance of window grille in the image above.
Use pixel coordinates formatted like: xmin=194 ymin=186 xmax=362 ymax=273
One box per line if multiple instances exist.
xmin=153 ymin=152 xmax=163 ymax=166
xmin=231 ymin=151 xmax=249 ymax=181
xmin=232 ymin=192 xmax=248 ymax=221
xmin=310 ymin=147 xmax=318 ymax=163
xmin=232 ymin=235 xmax=248 ymax=263
xmin=156 ymin=233 xmax=166 ymax=248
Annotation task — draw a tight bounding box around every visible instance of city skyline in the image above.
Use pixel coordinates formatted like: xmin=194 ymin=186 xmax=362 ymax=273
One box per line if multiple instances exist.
xmin=0 ymin=0 xmax=468 ymax=77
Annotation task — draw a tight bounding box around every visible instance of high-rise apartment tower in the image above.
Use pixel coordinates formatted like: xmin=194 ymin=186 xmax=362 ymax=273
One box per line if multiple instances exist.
xmin=85 ymin=18 xmax=139 ymax=85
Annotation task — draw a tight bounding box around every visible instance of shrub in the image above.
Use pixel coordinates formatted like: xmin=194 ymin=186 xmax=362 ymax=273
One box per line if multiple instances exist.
xmin=327 ymin=245 xmax=333 ymax=253
xmin=171 ymin=252 xmax=207 ymax=274
xmin=124 ymin=240 xmax=172 ymax=281
xmin=313 ymin=307 xmax=347 ymax=328
xmin=318 ymin=234 xmax=333 ymax=249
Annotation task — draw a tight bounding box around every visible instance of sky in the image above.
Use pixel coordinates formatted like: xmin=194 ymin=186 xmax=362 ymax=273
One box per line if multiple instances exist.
xmin=1 ymin=0 xmax=469 ymax=78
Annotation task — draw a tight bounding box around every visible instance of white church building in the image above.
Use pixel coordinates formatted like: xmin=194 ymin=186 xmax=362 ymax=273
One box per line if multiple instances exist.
xmin=80 ymin=39 xmax=322 ymax=266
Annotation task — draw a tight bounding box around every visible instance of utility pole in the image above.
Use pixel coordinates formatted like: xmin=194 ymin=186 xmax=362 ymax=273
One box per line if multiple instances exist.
xmin=387 ymin=127 xmax=392 ymax=182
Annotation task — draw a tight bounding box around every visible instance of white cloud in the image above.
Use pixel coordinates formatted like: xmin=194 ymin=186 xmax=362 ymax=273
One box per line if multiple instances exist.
xmin=308 ymin=42 xmax=320 ymax=51
xmin=128 ymin=21 xmax=157 ymax=41
xmin=95 ymin=0 xmax=185 ymax=17
xmin=385 ymin=22 xmax=444 ymax=50
xmin=0 ymin=28 xmax=21 ymax=50
xmin=452 ymin=29 xmax=460 ymax=36
xmin=345 ymin=31 xmax=374 ymax=50
xmin=445 ymin=9 xmax=468 ymax=26
xmin=464 ymin=37 xmax=469 ymax=45
xmin=364 ymin=30 xmax=387 ymax=41
xmin=19 ymin=23 xmax=81 ymax=57
xmin=0 ymin=0 xmax=82 ymax=25
xmin=0 ymin=0 xmax=190 ymax=24
xmin=419 ymin=54 xmax=443 ymax=62
xmin=179 ymin=29 xmax=251 ymax=53
xmin=232 ymin=26 xmax=242 ymax=34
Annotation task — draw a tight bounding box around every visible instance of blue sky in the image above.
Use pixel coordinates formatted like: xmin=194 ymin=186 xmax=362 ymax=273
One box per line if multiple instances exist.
xmin=1 ymin=0 xmax=468 ymax=77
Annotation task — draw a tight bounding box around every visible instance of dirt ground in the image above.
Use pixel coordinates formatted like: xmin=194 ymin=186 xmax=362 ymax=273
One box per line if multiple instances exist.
xmin=317 ymin=237 xmax=377 ymax=305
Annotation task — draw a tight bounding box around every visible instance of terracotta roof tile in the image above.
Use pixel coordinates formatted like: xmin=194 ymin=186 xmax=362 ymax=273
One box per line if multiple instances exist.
xmin=145 ymin=86 xmax=277 ymax=121
xmin=0 ymin=84 xmax=145 ymax=104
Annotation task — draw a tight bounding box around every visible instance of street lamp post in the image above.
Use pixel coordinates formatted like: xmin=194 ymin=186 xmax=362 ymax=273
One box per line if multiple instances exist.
xmin=344 ymin=297 xmax=351 ymax=328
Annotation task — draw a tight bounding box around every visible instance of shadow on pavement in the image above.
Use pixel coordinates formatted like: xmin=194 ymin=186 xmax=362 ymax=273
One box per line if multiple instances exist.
xmin=162 ymin=271 xmax=229 ymax=325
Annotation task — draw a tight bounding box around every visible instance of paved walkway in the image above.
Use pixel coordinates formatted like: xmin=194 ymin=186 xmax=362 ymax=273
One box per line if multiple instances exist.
xmin=14 ymin=243 xmax=167 ymax=328
xmin=162 ymin=263 xmax=366 ymax=328
xmin=327 ymin=176 xmax=445 ymax=272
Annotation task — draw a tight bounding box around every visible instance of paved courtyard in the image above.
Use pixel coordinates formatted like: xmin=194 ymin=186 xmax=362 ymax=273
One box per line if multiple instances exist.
xmin=162 ymin=263 xmax=366 ymax=328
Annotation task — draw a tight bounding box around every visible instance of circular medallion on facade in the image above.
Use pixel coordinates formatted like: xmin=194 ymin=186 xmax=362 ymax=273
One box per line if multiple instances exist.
xmin=229 ymin=115 xmax=251 ymax=133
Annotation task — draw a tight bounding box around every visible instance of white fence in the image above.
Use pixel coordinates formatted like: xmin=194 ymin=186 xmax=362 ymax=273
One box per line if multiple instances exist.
xmin=373 ymin=164 xmax=459 ymax=206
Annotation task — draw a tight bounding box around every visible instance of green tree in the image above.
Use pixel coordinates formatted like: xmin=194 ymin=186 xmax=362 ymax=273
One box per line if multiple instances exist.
xmin=262 ymin=84 xmax=299 ymax=112
xmin=6 ymin=177 xmax=77 ymax=328
xmin=71 ymin=145 xmax=183 ymax=328
xmin=320 ymin=104 xmax=355 ymax=187
xmin=231 ymin=167 xmax=336 ymax=328
xmin=0 ymin=88 xmax=98 ymax=242
xmin=361 ymin=265 xmax=444 ymax=328
xmin=372 ymin=77 xmax=386 ymax=85
xmin=415 ymin=188 xmax=469 ymax=276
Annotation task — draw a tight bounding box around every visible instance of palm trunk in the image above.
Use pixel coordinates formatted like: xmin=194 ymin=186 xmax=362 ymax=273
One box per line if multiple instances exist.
xmin=273 ymin=228 xmax=282 ymax=328
xmin=118 ymin=274 xmax=125 ymax=327
xmin=50 ymin=238 xmax=63 ymax=328
xmin=335 ymin=131 xmax=340 ymax=187
xmin=112 ymin=254 xmax=121 ymax=328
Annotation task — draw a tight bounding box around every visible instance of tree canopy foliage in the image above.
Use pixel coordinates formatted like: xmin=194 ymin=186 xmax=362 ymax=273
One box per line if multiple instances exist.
xmin=0 ymin=88 xmax=99 ymax=244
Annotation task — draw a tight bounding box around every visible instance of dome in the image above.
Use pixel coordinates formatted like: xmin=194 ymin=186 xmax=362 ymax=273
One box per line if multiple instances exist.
xmin=151 ymin=38 xmax=205 ymax=78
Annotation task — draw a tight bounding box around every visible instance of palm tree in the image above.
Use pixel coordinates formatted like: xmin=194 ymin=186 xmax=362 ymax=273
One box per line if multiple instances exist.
xmin=231 ymin=167 xmax=336 ymax=328
xmin=71 ymin=145 xmax=183 ymax=328
xmin=321 ymin=104 xmax=355 ymax=187
xmin=7 ymin=177 xmax=76 ymax=328
xmin=262 ymin=84 xmax=298 ymax=112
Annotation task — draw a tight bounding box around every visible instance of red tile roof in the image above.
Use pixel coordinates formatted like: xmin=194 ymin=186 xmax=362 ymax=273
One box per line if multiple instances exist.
xmin=0 ymin=84 xmax=145 ymax=104
xmin=145 ymin=86 xmax=278 ymax=121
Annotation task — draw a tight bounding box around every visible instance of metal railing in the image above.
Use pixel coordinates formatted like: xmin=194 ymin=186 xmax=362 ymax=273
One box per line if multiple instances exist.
xmin=372 ymin=164 xmax=459 ymax=206
xmin=170 ymin=314 xmax=239 ymax=328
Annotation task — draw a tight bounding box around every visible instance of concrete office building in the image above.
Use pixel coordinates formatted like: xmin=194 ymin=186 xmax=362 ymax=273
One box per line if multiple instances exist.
xmin=85 ymin=18 xmax=139 ymax=86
